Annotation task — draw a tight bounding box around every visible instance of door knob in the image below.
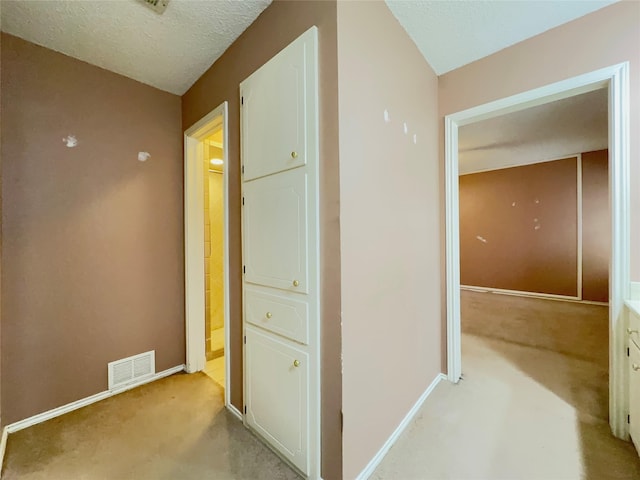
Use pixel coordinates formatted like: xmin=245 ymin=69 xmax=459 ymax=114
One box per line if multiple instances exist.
xmin=266 ymin=312 xmax=273 ymax=319
xmin=292 ymin=280 xmax=299 ymax=287
xmin=627 ymin=328 xmax=639 ymax=334
xmin=633 ymin=364 xmax=640 ymax=371
xmin=293 ymin=360 xmax=300 ymax=367
xmin=291 ymin=151 xmax=298 ymax=159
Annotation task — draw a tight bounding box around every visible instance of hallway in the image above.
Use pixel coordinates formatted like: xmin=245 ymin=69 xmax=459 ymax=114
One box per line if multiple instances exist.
xmin=372 ymin=332 xmax=640 ymax=479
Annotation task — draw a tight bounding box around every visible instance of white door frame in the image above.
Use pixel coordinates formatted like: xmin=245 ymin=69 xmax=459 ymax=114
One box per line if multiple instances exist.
xmin=445 ymin=63 xmax=630 ymax=439
xmin=184 ymin=102 xmax=232 ymax=409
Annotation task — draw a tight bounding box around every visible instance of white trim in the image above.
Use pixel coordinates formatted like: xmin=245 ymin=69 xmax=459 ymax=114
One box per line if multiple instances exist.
xmin=0 ymin=365 xmax=184 ymax=475
xmin=460 ymin=285 xmax=608 ymax=305
xmin=4 ymin=365 xmax=185 ymax=435
xmin=630 ymin=282 xmax=640 ymax=301
xmin=0 ymin=426 xmax=8 ymax=477
xmin=184 ymin=102 xmax=232 ymax=410
xmin=445 ymin=63 xmax=630 ymax=439
xmin=355 ymin=374 xmax=446 ymax=480
xmin=227 ymin=404 xmax=243 ymax=421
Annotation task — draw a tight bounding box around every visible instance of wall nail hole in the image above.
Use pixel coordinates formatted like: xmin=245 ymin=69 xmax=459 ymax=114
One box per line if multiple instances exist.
xmin=534 ymin=225 xmax=541 ymax=230
xmin=63 ymin=135 xmax=78 ymax=148
xmin=138 ymin=151 xmax=151 ymax=162
xmin=476 ymin=235 xmax=488 ymax=243
xmin=511 ymin=202 xmax=516 ymax=207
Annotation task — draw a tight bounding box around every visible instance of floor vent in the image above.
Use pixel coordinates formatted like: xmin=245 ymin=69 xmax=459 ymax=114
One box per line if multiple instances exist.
xmin=108 ymin=351 xmax=155 ymax=390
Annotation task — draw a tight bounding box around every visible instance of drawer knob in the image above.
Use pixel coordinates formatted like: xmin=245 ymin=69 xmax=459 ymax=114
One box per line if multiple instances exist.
xmin=627 ymin=328 xmax=639 ymax=335
xmin=293 ymin=360 xmax=300 ymax=368
xmin=633 ymin=364 xmax=640 ymax=371
xmin=292 ymin=280 xmax=299 ymax=287
xmin=266 ymin=312 xmax=273 ymax=319
xmin=291 ymin=151 xmax=298 ymax=159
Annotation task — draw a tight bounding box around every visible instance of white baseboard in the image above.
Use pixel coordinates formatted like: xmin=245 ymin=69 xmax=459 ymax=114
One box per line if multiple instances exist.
xmin=461 ymin=285 xmax=608 ymax=305
xmin=630 ymin=282 xmax=640 ymax=301
xmin=227 ymin=403 xmax=243 ymax=421
xmin=355 ymin=373 xmax=446 ymax=480
xmin=0 ymin=364 xmax=185 ymax=477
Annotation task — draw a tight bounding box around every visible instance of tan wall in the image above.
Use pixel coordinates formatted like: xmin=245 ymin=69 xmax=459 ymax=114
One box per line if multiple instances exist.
xmin=181 ymin=1 xmax=342 ymax=477
xmin=439 ymin=0 xmax=640 ymax=370
xmin=0 ymin=34 xmax=184 ymax=424
xmin=460 ymin=153 xmax=609 ymax=301
xmin=337 ymin=2 xmax=441 ymax=478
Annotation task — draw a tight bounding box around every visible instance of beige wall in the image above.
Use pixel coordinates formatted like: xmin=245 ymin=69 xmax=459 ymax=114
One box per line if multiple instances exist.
xmin=460 ymin=152 xmax=609 ymax=301
xmin=1 ymin=34 xmax=184 ymax=424
xmin=337 ymin=2 xmax=441 ymax=478
xmin=181 ymin=1 xmax=342 ymax=477
xmin=207 ymin=167 xmax=224 ymax=332
xmin=439 ymin=0 xmax=640 ymax=279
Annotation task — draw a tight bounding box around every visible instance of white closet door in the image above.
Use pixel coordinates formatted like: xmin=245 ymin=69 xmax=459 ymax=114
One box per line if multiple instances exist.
xmin=241 ymin=34 xmax=308 ymax=181
xmin=245 ymin=326 xmax=309 ymax=473
xmin=243 ymin=168 xmax=309 ymax=294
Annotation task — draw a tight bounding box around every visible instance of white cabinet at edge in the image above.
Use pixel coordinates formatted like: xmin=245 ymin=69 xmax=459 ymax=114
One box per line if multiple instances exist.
xmin=239 ymin=26 xmax=320 ymax=478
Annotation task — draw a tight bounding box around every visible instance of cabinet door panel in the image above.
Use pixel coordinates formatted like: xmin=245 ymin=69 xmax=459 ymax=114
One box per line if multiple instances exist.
xmin=241 ymin=36 xmax=307 ymax=181
xmin=243 ymin=169 xmax=308 ymax=293
xmin=245 ymin=327 xmax=309 ymax=474
xmin=630 ymin=341 xmax=640 ymax=455
xmin=245 ymin=285 xmax=309 ymax=345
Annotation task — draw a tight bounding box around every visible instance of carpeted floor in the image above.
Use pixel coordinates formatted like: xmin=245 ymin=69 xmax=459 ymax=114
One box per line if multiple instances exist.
xmin=1 ymin=372 xmax=299 ymax=480
xmin=372 ymin=291 xmax=640 ymax=479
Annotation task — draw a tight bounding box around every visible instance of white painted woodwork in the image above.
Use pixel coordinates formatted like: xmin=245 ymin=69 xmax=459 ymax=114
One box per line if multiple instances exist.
xmin=629 ymin=307 xmax=640 ymax=348
xmin=629 ymin=339 xmax=640 ymax=455
xmin=245 ymin=285 xmax=309 ymax=345
xmin=245 ymin=326 xmax=309 ymax=473
xmin=243 ymin=169 xmax=309 ymax=294
xmin=446 ymin=63 xmax=631 ymax=439
xmin=240 ymin=26 xmax=320 ymax=478
xmin=241 ymin=32 xmax=312 ymax=181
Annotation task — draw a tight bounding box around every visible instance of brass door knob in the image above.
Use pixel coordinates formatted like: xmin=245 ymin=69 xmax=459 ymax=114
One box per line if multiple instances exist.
xmin=627 ymin=328 xmax=639 ymax=334
xmin=266 ymin=312 xmax=273 ymax=319
xmin=291 ymin=151 xmax=298 ymax=159
xmin=633 ymin=364 xmax=640 ymax=371
xmin=293 ymin=360 xmax=300 ymax=367
xmin=292 ymin=280 xmax=299 ymax=287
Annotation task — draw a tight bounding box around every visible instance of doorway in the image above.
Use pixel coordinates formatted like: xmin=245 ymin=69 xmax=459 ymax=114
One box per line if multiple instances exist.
xmin=445 ymin=63 xmax=630 ymax=439
xmin=184 ymin=102 xmax=232 ymax=410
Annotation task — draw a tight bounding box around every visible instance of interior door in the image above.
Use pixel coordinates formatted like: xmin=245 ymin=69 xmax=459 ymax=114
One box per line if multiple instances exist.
xmin=245 ymin=326 xmax=309 ymax=473
xmin=243 ymin=168 xmax=309 ymax=293
xmin=241 ymin=35 xmax=308 ymax=181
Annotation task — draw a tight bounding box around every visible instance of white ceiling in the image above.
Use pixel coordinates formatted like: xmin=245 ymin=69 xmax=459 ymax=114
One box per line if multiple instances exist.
xmin=0 ymin=0 xmax=271 ymax=95
xmin=385 ymin=0 xmax=617 ymax=75
xmin=0 ymin=1 xmax=619 ymax=96
xmin=458 ymin=88 xmax=608 ymax=175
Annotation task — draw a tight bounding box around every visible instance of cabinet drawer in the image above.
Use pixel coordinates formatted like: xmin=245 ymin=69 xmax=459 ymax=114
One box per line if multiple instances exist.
xmin=245 ymin=286 xmax=309 ymax=345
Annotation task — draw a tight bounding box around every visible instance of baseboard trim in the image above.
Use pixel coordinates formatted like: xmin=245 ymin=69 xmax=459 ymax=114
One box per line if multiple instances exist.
xmin=461 ymin=285 xmax=608 ymax=306
xmin=227 ymin=403 xmax=243 ymax=421
xmin=0 ymin=364 xmax=184 ymax=477
xmin=355 ymin=373 xmax=446 ymax=480
xmin=5 ymin=364 xmax=185 ymax=435
xmin=0 ymin=426 xmax=8 ymax=477
xmin=630 ymin=282 xmax=640 ymax=301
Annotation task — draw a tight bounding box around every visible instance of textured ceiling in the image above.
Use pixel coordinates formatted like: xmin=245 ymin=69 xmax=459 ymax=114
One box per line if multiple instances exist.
xmin=459 ymin=88 xmax=608 ymax=175
xmin=385 ymin=0 xmax=617 ymax=75
xmin=0 ymin=0 xmax=271 ymax=95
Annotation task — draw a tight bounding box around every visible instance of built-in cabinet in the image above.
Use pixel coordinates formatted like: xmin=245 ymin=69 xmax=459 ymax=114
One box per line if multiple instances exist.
xmin=628 ymin=304 xmax=640 ymax=455
xmin=240 ymin=27 xmax=320 ymax=478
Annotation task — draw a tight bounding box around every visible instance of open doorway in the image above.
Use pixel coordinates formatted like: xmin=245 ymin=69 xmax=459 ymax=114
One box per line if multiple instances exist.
xmin=457 ymin=88 xmax=611 ymax=422
xmin=184 ymin=102 xmax=232 ymax=410
xmin=445 ymin=63 xmax=630 ymax=440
